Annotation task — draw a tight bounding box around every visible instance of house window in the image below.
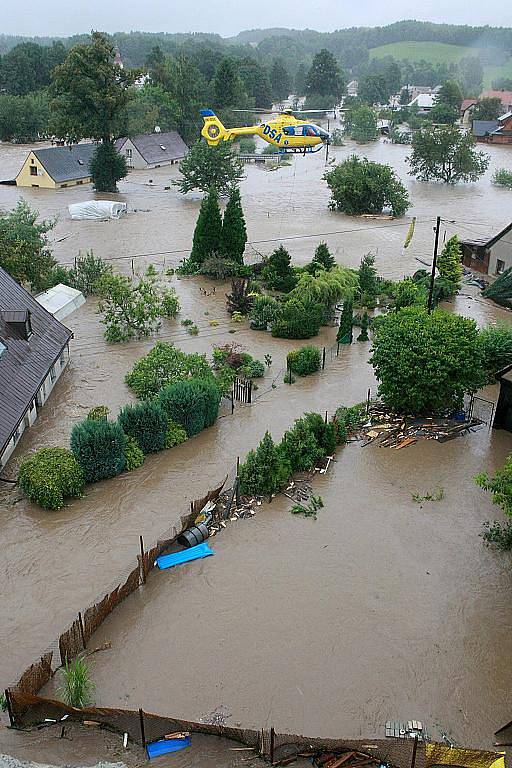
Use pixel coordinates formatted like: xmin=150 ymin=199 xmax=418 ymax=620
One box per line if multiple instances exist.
xmin=126 ymin=148 xmax=132 ymax=158
xmin=30 ymin=165 xmax=38 ymax=176
xmin=496 ymin=259 xmax=506 ymax=275
xmin=50 ymin=364 xmax=57 ymax=383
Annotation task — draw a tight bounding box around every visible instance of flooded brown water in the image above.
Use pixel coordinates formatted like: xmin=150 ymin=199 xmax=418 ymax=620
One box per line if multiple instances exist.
xmin=2 ymin=130 xmax=512 ymax=750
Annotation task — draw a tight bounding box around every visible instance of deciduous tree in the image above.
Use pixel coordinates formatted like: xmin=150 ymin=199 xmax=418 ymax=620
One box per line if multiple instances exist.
xmin=324 ymin=156 xmax=410 ymax=217
xmin=174 ymin=141 xmax=244 ymax=195
xmin=0 ymin=200 xmax=56 ymax=291
xmin=306 ymin=49 xmax=345 ymax=100
xmin=408 ymin=126 xmax=489 ymax=184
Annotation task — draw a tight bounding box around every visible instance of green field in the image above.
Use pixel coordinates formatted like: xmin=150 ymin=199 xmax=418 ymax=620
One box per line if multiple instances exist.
xmin=369 ymin=41 xmax=512 ymax=88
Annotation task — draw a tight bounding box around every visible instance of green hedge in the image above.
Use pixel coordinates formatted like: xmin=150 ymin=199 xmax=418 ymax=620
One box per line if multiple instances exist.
xmin=158 ymin=378 xmax=220 ymax=437
xmin=118 ymin=401 xmax=168 ymax=454
xmin=125 ymin=436 xmax=145 ymax=471
xmin=18 ymin=447 xmax=84 ymax=510
xmin=287 ymin=346 xmax=322 ymax=376
xmin=71 ymin=418 xmax=127 ymax=483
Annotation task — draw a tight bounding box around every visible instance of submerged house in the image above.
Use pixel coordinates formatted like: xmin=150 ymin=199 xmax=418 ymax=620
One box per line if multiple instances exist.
xmin=460 ymin=222 xmax=512 ymax=275
xmin=473 ymin=112 xmax=512 ymax=144
xmin=0 ymin=268 xmax=72 ymax=470
xmin=116 ymin=131 xmax=189 ymax=169
xmin=15 ymin=143 xmax=96 ymax=188
xmin=494 ymin=363 xmax=512 ymax=431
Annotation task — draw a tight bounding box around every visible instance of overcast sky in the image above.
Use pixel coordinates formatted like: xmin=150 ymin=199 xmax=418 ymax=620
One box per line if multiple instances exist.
xmin=2 ymin=0 xmax=511 ymax=38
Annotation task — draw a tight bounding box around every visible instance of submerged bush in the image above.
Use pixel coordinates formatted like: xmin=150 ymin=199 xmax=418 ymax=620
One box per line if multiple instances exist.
xmin=125 ymin=341 xmax=213 ymax=400
xmin=59 ymin=655 xmax=95 ymax=708
xmin=158 ymin=378 xmax=220 ymax=437
xmin=124 ymin=436 xmax=145 ymax=471
xmin=18 ymin=447 xmax=84 ymax=510
xmin=239 ymin=431 xmax=291 ymax=497
xmin=164 ymin=421 xmax=188 ymax=449
xmin=271 ymin=299 xmax=323 ymax=339
xmin=481 ymin=519 xmax=512 ymax=550
xmin=71 ymin=418 xmax=127 ymax=483
xmin=118 ymin=401 xmax=168 ymax=454
xmin=287 ymin=346 xmax=322 ymax=376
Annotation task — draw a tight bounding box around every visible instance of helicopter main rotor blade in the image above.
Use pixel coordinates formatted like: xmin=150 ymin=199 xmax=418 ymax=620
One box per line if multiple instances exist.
xmin=230 ymin=108 xmax=276 ymax=114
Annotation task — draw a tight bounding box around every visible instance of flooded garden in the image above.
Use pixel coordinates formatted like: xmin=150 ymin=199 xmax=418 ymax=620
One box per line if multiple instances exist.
xmin=1 ymin=129 xmax=512 ymax=752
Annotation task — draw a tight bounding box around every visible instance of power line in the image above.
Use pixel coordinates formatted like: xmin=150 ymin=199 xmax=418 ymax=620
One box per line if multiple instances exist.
xmin=55 ymin=217 xmax=436 ymax=266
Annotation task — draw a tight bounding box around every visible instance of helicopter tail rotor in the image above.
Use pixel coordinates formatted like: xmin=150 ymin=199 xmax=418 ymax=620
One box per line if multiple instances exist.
xmin=200 ymin=109 xmax=228 ymax=146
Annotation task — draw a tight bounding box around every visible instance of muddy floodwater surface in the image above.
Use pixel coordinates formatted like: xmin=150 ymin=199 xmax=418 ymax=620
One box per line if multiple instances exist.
xmin=1 ymin=130 xmax=512 ymax=751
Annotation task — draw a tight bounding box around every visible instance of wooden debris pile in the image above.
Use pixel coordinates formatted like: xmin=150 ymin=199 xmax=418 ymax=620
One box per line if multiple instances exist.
xmin=204 ymin=489 xmax=261 ymax=538
xmin=359 ymin=404 xmax=482 ymax=450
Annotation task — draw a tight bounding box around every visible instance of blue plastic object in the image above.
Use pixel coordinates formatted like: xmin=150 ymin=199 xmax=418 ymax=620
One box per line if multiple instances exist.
xmin=147 ymin=736 xmax=191 ymax=758
xmin=156 ymin=542 xmax=214 ymax=570
xmin=200 ymin=109 xmax=216 ymax=117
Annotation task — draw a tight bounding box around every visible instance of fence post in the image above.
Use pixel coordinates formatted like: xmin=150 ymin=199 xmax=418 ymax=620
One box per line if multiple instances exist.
xmin=248 ymin=381 xmax=252 ymax=404
xmin=231 ymin=388 xmax=234 ymax=414
xmin=235 ymin=476 xmax=240 ymax=507
xmin=410 ymin=734 xmax=418 ymax=768
xmin=324 ymin=410 xmax=328 ymax=424
xmin=366 ymin=388 xmax=371 ymax=416
xmin=270 ymin=726 xmax=275 ymax=763
xmin=139 ymin=535 xmax=146 ymax=585
xmin=4 ymin=689 xmax=15 ymax=728
xmin=78 ymin=611 xmax=86 ymax=649
xmin=322 ymin=347 xmax=326 ymax=370
xmin=337 ymin=341 xmax=340 ymax=356
xmin=236 ymin=456 xmax=240 ymax=475
xmin=139 ymin=707 xmax=146 ymax=748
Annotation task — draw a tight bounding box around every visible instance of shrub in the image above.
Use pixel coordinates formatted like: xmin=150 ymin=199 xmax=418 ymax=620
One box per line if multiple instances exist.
xmin=249 ymin=295 xmax=282 ymax=330
xmin=333 ymin=402 xmax=367 ymax=443
xmin=481 ymin=519 xmax=512 ymax=550
xmin=59 ymin=655 xmax=95 ymax=708
xmin=125 ymin=342 xmax=213 ymax=399
xmin=478 ymin=324 xmax=512 ymax=381
xmin=262 ymin=245 xmax=296 ymax=293
xmin=86 ymin=405 xmax=109 ymax=421
xmin=287 ymin=346 xmax=322 ymax=376
xmin=200 ymin=256 xmax=241 ymax=280
xmin=164 ymin=421 xmax=188 ymax=449
xmin=271 ymin=299 xmax=323 ymax=339
xmin=158 ymin=378 xmax=220 ymax=437
xmin=280 ymin=418 xmax=325 ymax=472
xmin=302 ymin=412 xmax=336 ymax=455
xmin=238 ymin=431 xmax=291 ymax=496
xmin=226 ymin=277 xmax=254 ymax=315
xmin=475 ymin=454 xmax=512 ymax=517
xmin=71 ymin=418 xmax=127 ymax=483
xmin=125 ymin=436 xmax=145 ymax=471
xmin=18 ymin=447 xmax=84 ymax=510
xmin=240 ymin=359 xmax=265 ymax=378
xmin=493 ymin=169 xmax=512 ymax=189
xmin=118 ymin=401 xmax=168 ymax=454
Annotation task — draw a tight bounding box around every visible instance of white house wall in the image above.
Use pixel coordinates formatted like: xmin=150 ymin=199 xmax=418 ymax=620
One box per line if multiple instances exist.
xmin=118 ymin=140 xmax=149 ymax=170
xmin=488 ymin=238 xmax=512 ymax=276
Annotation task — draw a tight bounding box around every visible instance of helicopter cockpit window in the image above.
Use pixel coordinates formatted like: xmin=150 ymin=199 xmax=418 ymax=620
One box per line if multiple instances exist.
xmin=305 ymin=126 xmax=318 ymax=137
xmin=284 ymin=126 xmax=304 ymax=136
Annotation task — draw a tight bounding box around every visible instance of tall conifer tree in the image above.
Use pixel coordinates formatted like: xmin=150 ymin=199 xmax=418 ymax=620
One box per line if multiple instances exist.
xmin=220 ymin=187 xmax=247 ymax=264
xmin=190 ymin=188 xmax=222 ymax=266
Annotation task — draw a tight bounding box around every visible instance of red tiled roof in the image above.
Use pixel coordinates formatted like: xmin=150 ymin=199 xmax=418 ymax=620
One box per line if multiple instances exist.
xmin=480 ymin=90 xmax=512 ymax=107
xmin=461 ymin=99 xmax=477 ymax=112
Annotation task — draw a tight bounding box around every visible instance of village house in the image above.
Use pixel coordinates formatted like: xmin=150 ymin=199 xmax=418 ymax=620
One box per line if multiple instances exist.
xmin=346 ymin=80 xmax=358 ymax=97
xmin=0 ymin=268 xmax=72 ymax=470
xmin=494 ymin=363 xmax=512 ymax=432
xmin=460 ymin=222 xmax=512 ymax=275
xmin=460 ymin=98 xmax=478 ymax=126
xmin=15 ymin=143 xmax=96 ymax=189
xmin=116 ymin=131 xmax=189 ymax=169
xmin=473 ymin=111 xmax=512 ymax=144
xmin=479 ymin=89 xmax=512 ymax=113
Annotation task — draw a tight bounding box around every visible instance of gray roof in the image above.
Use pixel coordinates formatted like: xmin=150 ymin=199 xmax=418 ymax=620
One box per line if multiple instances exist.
xmin=461 ymin=222 xmax=512 ymax=249
xmin=472 ymin=120 xmax=500 ymax=137
xmin=30 ymin=143 xmax=96 ymax=182
xmin=117 ymin=131 xmax=188 ymax=165
xmin=0 ymin=268 xmax=72 ymax=456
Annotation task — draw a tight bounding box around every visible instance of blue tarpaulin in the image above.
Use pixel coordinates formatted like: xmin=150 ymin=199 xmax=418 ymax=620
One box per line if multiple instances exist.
xmin=156 ymin=542 xmax=214 ymax=570
xmin=147 ymin=736 xmax=191 ymax=758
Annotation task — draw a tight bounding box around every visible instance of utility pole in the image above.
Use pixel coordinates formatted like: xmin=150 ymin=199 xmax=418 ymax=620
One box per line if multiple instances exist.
xmin=427 ymin=215 xmax=441 ymax=314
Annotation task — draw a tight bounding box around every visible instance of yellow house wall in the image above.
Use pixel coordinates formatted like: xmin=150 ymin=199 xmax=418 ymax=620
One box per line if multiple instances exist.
xmin=15 ymin=151 xmax=92 ymax=188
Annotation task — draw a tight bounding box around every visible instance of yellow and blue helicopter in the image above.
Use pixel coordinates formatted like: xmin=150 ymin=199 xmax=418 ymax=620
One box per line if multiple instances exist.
xmin=200 ymin=108 xmax=331 ymax=155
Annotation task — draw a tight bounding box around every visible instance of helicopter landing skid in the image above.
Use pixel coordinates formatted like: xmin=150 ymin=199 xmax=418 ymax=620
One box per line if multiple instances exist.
xmin=277 ymin=145 xmax=325 ymax=155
